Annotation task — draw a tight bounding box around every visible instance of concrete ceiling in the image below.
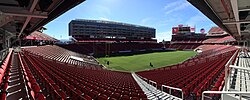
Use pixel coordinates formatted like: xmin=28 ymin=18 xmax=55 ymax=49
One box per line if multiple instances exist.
xmin=0 ymin=0 xmax=85 ymax=38
xmin=188 ymin=0 xmax=250 ymax=41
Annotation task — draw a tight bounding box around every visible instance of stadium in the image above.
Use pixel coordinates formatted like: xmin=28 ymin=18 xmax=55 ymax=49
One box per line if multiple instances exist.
xmin=0 ymin=0 xmax=249 ymax=100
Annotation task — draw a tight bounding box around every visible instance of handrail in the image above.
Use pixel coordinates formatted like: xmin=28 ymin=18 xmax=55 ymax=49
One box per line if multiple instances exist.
xmin=149 ymin=80 xmax=157 ymax=87
xmin=229 ymin=65 xmax=250 ymax=71
xmin=137 ymin=74 xmax=183 ymax=99
xmin=202 ymin=91 xmax=250 ymax=100
xmin=224 ymin=49 xmax=239 ymax=91
xmin=202 ymin=48 xmax=240 ymax=100
xmin=225 ymin=49 xmax=238 ymax=67
xmin=161 ymin=85 xmax=183 ymax=100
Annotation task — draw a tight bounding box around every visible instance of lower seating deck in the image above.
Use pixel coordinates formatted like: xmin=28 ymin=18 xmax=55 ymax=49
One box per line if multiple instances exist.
xmin=18 ymin=51 xmax=147 ymax=99
xmin=23 ymin=45 xmax=99 ymax=68
xmin=136 ymin=45 xmax=238 ymax=99
xmin=0 ymin=45 xmax=242 ymax=100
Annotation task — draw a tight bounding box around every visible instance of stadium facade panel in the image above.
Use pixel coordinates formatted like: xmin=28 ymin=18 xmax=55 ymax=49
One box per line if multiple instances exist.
xmin=69 ymin=19 xmax=156 ymax=40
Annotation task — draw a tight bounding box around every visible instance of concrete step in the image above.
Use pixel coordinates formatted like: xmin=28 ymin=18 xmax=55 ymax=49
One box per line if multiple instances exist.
xmin=132 ymin=73 xmax=182 ymax=100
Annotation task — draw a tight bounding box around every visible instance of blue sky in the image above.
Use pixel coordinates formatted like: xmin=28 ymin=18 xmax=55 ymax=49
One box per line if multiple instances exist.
xmin=44 ymin=0 xmax=217 ymax=42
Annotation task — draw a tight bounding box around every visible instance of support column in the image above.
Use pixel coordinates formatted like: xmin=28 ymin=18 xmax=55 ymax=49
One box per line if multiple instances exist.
xmin=225 ymin=64 xmax=228 ymax=91
xmin=248 ymin=40 xmax=250 ymax=51
xmin=243 ymin=41 xmax=245 ymax=47
xmin=19 ymin=37 xmax=21 ymax=47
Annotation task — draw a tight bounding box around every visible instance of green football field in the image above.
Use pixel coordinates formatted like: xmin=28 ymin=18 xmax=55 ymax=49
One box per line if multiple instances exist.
xmin=97 ymin=51 xmax=196 ymax=72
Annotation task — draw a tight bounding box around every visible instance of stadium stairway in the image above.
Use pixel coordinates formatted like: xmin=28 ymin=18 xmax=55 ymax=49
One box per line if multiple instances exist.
xmin=132 ymin=73 xmax=181 ymax=100
xmin=6 ymin=52 xmax=30 ymax=99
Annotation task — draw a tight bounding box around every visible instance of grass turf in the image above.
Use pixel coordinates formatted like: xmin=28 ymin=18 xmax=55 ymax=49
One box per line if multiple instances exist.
xmin=97 ymin=51 xmax=196 ymax=72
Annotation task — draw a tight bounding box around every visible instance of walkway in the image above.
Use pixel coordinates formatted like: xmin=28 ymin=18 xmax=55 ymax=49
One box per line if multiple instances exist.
xmin=132 ymin=72 xmax=181 ymax=100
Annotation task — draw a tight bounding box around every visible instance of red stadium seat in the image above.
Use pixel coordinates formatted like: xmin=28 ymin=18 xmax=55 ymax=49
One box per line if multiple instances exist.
xmin=121 ymin=95 xmax=130 ymax=99
xmin=136 ymin=45 xmax=238 ymax=98
xmin=97 ymin=94 xmax=108 ymax=100
xmin=84 ymin=95 xmax=92 ymax=100
xmin=111 ymin=93 xmax=120 ymax=99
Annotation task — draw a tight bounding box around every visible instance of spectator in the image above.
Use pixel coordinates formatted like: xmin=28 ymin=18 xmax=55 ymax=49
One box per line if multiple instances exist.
xmin=150 ymin=62 xmax=153 ymax=67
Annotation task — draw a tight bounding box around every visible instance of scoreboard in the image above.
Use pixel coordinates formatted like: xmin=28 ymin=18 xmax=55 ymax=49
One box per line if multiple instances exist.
xmin=172 ymin=25 xmax=195 ymax=35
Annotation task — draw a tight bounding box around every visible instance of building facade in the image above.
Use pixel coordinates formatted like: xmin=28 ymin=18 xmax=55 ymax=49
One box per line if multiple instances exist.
xmin=69 ymin=19 xmax=156 ymax=41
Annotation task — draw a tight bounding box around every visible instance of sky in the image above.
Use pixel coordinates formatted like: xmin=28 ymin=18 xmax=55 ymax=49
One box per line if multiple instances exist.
xmin=44 ymin=0 xmax=217 ymax=42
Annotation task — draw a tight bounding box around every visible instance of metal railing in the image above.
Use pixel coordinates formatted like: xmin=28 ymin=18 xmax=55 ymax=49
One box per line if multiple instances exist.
xmin=224 ymin=49 xmax=239 ymax=91
xmin=161 ymin=85 xmax=184 ymax=100
xmin=149 ymin=80 xmax=157 ymax=87
xmin=202 ymin=48 xmax=242 ymax=100
xmin=137 ymin=74 xmax=183 ymax=99
xmin=202 ymin=91 xmax=250 ymax=100
xmin=230 ymin=65 xmax=250 ymax=71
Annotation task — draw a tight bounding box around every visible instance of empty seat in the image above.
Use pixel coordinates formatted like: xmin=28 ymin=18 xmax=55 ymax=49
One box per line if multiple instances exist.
xmin=97 ymin=94 xmax=108 ymax=100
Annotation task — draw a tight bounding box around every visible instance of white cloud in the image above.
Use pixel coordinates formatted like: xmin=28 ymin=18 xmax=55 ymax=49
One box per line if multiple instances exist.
xmin=99 ymin=17 xmax=110 ymax=21
xmin=158 ymin=17 xmax=183 ymax=27
xmin=185 ymin=14 xmax=207 ymax=26
xmin=164 ymin=0 xmax=183 ymax=10
xmin=164 ymin=1 xmax=190 ymax=15
xmin=185 ymin=13 xmax=217 ymax=33
xmin=95 ymin=5 xmax=111 ymax=16
xmin=98 ymin=0 xmax=122 ymax=7
xmin=141 ymin=18 xmax=151 ymax=24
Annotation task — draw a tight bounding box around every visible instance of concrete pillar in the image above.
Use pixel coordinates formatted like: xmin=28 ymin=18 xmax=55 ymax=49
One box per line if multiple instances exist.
xmin=248 ymin=40 xmax=250 ymax=51
xmin=243 ymin=41 xmax=245 ymax=47
xmin=247 ymin=40 xmax=248 ymax=49
xmin=6 ymin=39 xmax=8 ymax=48
xmin=245 ymin=41 xmax=247 ymax=47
